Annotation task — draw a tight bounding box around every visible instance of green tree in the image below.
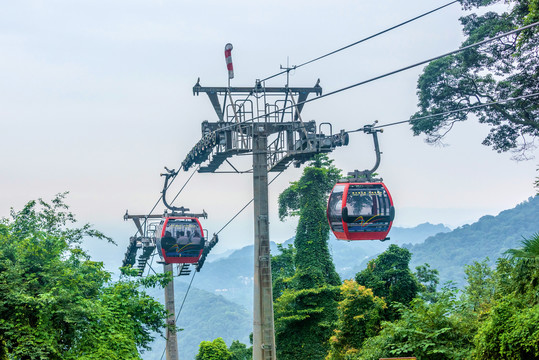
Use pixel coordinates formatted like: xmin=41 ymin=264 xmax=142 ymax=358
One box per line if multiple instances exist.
xmin=274 ymin=154 xmax=342 ymax=360
xmin=472 ymin=234 xmax=539 ymax=359
xmin=358 ymin=287 xmax=476 ymax=360
xmin=462 ymin=258 xmax=496 ymax=313
xmin=355 ymin=244 xmax=419 ymax=319
xmin=278 ymin=154 xmax=341 ymax=288
xmin=415 ymin=263 xmax=440 ymax=303
xmin=411 ymin=0 xmax=539 ymax=159
xmin=505 ymin=232 xmax=539 ymax=301
xmin=196 ymin=337 xmax=232 ymax=360
xmin=326 ymin=280 xmax=386 ymax=360
xmin=228 ymin=340 xmax=252 ymax=360
xmin=473 ymin=297 xmax=539 ymax=359
xmin=0 ymin=194 xmax=169 ymax=359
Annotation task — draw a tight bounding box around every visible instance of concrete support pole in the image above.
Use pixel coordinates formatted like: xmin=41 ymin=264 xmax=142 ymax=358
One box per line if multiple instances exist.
xmin=252 ymin=128 xmax=277 ymax=360
xmin=164 ymin=263 xmax=179 ymax=360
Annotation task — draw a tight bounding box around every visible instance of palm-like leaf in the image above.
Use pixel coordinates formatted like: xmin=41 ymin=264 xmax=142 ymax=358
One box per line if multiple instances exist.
xmin=505 ymin=232 xmax=539 ymax=263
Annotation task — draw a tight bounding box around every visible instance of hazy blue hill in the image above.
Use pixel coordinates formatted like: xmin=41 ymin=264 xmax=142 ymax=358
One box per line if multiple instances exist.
xmin=143 ymin=282 xmax=251 ymax=360
xmin=191 ymin=223 xmax=449 ymax=308
xmin=192 ymin=241 xmax=278 ymax=309
xmin=407 ymin=196 xmax=539 ymax=287
xmin=329 ymin=222 xmax=450 ymax=279
xmin=392 ymin=223 xmax=451 ymax=245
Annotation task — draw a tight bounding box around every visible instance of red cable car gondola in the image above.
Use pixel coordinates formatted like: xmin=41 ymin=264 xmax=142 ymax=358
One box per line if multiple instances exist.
xmin=154 ymin=168 xmax=207 ymax=264
xmin=327 ymin=122 xmax=395 ymax=241
xmin=327 ymin=181 xmax=394 ymax=241
xmin=155 ymin=216 xmax=205 ymax=264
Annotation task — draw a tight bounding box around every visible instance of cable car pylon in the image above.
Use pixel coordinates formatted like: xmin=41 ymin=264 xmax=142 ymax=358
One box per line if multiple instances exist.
xmin=183 ymin=66 xmax=350 ymax=359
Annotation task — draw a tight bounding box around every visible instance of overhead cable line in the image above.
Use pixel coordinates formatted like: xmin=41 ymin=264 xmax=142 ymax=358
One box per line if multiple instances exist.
xmin=344 ymin=92 xmax=539 ymax=132
xmin=131 ymin=164 xmax=200 ymax=240
xmin=226 ymin=1 xmax=459 ymax=125
xmin=216 ymin=21 xmax=539 ymax=130
xmin=215 ymin=170 xmax=285 ymax=235
xmin=260 ymin=0 xmax=459 ymax=82
xmin=169 ymin=164 xmax=201 ymax=207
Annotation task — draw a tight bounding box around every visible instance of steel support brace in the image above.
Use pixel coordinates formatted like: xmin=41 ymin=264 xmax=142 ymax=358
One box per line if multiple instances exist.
xmin=252 ymin=131 xmax=277 ymax=360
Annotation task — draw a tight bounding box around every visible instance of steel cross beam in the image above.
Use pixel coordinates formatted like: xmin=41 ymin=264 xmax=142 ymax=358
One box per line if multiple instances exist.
xmin=192 ymin=78 xmax=322 ymax=121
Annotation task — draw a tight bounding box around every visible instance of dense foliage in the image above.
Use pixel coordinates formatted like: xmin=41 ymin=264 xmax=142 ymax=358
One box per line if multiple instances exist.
xmin=326 ymin=280 xmax=386 ymax=360
xmin=353 ymin=234 xmax=539 ymax=360
xmin=0 ymin=194 xmax=169 ymax=359
xmin=358 ymin=287 xmax=477 ymax=360
xmin=355 ymin=245 xmax=419 ymax=319
xmin=273 ymin=154 xmax=342 ymax=359
xmin=411 ymin=0 xmax=539 ymax=159
xmin=228 ymin=340 xmax=252 ymax=360
xmin=473 ymin=233 xmax=539 ymax=358
xmin=195 ymin=337 xmax=232 ymax=360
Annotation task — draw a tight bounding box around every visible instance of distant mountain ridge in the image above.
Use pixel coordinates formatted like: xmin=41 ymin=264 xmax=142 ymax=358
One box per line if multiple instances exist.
xmin=193 ymin=222 xmax=450 ymax=308
xmin=407 ymin=196 xmax=539 ymax=287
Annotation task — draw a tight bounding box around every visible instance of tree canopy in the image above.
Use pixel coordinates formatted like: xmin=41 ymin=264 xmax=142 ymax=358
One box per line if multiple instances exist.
xmin=472 ymin=233 xmax=539 ymax=358
xmin=0 ymin=194 xmax=170 ymax=359
xmin=355 ymin=244 xmax=419 ymax=317
xmin=326 ymin=280 xmax=386 ymax=360
xmin=411 ymin=0 xmax=539 ymax=159
xmin=196 ymin=337 xmax=232 ymax=360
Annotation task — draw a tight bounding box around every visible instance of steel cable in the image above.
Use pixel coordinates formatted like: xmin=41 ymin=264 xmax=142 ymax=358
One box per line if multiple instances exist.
xmin=260 ymin=1 xmax=459 ymax=82
xmin=345 ymin=92 xmax=539 ymax=133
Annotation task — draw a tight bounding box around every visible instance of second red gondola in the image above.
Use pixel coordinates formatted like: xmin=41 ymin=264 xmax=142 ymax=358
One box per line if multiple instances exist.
xmin=155 ymin=216 xmax=205 ymax=264
xmin=327 ymin=181 xmax=394 ymax=241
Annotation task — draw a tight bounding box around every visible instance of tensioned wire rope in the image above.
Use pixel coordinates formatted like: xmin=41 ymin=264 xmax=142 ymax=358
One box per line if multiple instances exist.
xmin=259 ymin=0 xmax=459 ymax=82
xmin=210 ymin=21 xmax=539 ymax=134
xmin=229 ymin=1 xmax=459 ymax=123
xmin=346 ymin=92 xmax=539 ymax=133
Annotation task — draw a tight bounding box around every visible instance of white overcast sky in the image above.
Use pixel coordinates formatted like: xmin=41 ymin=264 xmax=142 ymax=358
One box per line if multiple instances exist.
xmin=1 ymin=0 xmax=536 ymax=269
